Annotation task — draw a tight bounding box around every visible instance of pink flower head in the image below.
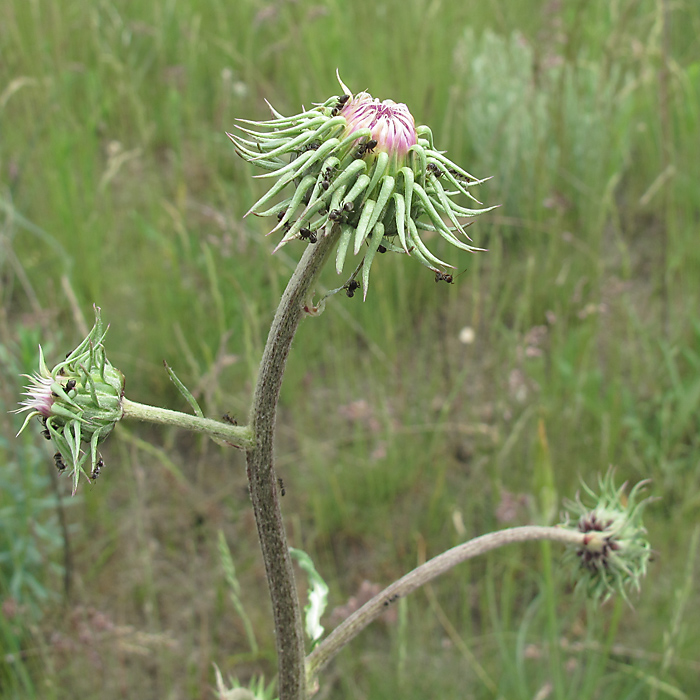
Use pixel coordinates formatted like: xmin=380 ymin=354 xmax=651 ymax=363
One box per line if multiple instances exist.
xmin=17 ymin=370 xmax=54 ymax=418
xmin=342 ymin=92 xmax=417 ymax=158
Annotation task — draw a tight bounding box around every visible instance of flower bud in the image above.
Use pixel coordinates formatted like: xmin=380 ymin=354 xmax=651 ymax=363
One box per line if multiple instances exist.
xmin=562 ymin=470 xmax=652 ymax=601
xmin=341 ymin=92 xmax=417 ymax=162
xmin=228 ymin=71 xmax=496 ymax=298
xmin=15 ymin=307 xmax=124 ymax=493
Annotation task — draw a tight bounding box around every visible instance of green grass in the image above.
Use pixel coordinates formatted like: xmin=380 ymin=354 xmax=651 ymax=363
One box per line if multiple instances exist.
xmin=1 ymin=0 xmax=699 ymax=697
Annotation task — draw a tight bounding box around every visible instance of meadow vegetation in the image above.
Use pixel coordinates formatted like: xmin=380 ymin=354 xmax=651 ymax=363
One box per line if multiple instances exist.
xmin=1 ymin=0 xmax=699 ymax=698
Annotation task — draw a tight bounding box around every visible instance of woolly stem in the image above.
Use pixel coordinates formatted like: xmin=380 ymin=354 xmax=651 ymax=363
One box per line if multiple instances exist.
xmin=245 ymin=229 xmax=339 ymax=700
xmin=305 ymin=525 xmax=585 ymax=683
xmin=121 ymin=398 xmax=254 ymax=448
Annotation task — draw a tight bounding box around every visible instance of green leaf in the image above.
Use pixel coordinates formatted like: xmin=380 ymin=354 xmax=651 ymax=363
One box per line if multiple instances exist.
xmin=289 ymin=547 xmax=329 ymax=646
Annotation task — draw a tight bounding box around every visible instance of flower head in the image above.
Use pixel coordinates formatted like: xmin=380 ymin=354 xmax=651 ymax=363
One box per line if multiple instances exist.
xmin=15 ymin=306 xmax=124 ymax=494
xmin=17 ymin=369 xmax=55 ymax=418
xmin=228 ymin=71 xmax=494 ymax=299
xmin=562 ymin=470 xmax=652 ymax=602
xmin=341 ymin=92 xmax=417 ymax=160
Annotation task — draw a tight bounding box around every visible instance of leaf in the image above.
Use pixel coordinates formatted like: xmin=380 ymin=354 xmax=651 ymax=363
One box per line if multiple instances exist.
xmin=289 ymin=547 xmax=329 ymax=646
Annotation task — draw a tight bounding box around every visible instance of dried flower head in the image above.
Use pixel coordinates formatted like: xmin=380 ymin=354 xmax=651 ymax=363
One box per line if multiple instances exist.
xmin=15 ymin=307 xmax=124 ymax=493
xmin=228 ymin=71 xmax=494 ymax=298
xmin=562 ymin=470 xmax=652 ymax=602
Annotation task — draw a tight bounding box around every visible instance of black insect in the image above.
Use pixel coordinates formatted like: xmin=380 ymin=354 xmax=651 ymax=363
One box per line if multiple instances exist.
xmin=277 ymin=215 xmax=295 ymax=235
xmin=91 ymin=458 xmax=104 ymax=481
xmin=377 ymin=244 xmax=387 ymax=254
xmin=54 ymin=452 xmax=67 ymax=472
xmin=343 ymin=201 xmax=354 ymax=212
xmin=329 ymin=209 xmax=342 ymax=222
xmin=331 ymin=94 xmax=350 ymax=116
xmin=277 ymin=210 xmax=295 ymax=233
xmin=278 ymin=211 xmax=297 ymax=234
xmin=41 ymin=416 xmax=51 ymax=440
xmin=346 ymin=279 xmax=361 ymax=298
xmin=448 ymin=167 xmax=471 ymax=182
xmin=299 ymin=227 xmax=317 ymax=244
xmin=222 ymin=412 xmax=238 ymax=425
xmin=277 ymin=477 xmax=286 ymax=497
xmin=427 ymin=162 xmax=443 ymax=178
xmin=356 ymin=138 xmax=378 ymax=157
xmin=321 ymin=166 xmax=335 ymax=191
xmin=65 ymin=379 xmax=76 ymax=392
xmin=434 ymin=270 xmax=454 ymax=284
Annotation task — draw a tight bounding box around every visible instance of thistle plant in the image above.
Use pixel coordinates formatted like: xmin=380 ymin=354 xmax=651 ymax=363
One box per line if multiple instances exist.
xmin=15 ymin=76 xmax=653 ymax=700
xmin=16 ymin=308 xmax=252 ymax=494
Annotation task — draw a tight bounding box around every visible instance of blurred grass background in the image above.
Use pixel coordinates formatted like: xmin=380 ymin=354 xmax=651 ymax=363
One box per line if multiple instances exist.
xmin=1 ymin=0 xmax=699 ymax=697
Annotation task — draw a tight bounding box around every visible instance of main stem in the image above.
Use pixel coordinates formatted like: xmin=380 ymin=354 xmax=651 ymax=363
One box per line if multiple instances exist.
xmin=245 ymin=230 xmax=338 ymax=700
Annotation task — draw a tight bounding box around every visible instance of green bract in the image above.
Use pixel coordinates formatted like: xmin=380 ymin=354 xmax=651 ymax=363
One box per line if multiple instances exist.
xmin=228 ymin=72 xmax=494 ymax=299
xmin=15 ymin=307 xmax=124 ymax=494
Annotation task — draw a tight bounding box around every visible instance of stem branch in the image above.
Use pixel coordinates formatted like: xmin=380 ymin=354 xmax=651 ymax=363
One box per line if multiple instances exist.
xmin=121 ymin=397 xmax=254 ymax=448
xmin=306 ymin=525 xmax=585 ymax=682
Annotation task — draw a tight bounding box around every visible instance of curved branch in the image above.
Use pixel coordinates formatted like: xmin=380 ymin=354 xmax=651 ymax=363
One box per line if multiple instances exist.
xmin=305 ymin=525 xmax=585 ymax=682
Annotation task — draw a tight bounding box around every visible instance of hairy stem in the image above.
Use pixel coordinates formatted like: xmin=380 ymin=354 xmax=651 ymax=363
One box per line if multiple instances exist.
xmin=305 ymin=525 xmax=585 ymax=683
xmin=121 ymin=398 xmax=254 ymax=449
xmin=245 ymin=230 xmax=339 ymax=700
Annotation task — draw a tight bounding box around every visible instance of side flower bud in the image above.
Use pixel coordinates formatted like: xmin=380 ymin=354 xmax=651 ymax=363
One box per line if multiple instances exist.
xmin=561 ymin=470 xmax=652 ymax=601
xmin=15 ymin=306 xmax=124 ymax=494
